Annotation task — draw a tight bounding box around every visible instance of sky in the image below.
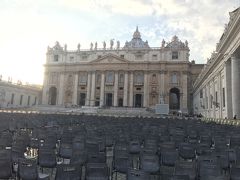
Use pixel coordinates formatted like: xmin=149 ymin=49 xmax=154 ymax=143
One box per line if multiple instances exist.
xmin=0 ymin=0 xmax=239 ymax=85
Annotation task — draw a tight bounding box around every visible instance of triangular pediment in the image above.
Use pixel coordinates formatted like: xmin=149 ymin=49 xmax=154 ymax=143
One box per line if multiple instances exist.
xmin=90 ymin=53 xmax=130 ymax=64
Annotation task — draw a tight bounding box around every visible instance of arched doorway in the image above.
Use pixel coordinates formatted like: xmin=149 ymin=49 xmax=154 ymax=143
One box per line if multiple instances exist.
xmin=169 ymin=88 xmax=180 ymax=110
xmin=48 ymin=87 xmax=57 ymax=105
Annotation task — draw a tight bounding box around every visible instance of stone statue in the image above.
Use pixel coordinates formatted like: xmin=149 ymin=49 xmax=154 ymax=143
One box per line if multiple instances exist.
xmin=110 ymin=39 xmax=114 ymax=49
xmin=94 ymin=42 xmax=98 ymax=50
xmin=103 ymin=41 xmax=106 ymax=49
xmin=125 ymin=41 xmax=129 ymax=48
xmin=0 ymin=74 xmax=2 ymax=81
xmin=145 ymin=40 xmax=148 ymax=47
xmin=64 ymin=44 xmax=67 ymax=51
xmin=185 ymin=40 xmax=188 ymax=47
xmin=90 ymin=42 xmax=93 ymax=50
xmin=116 ymin=41 xmax=120 ymax=49
xmin=160 ymin=96 xmax=164 ymax=104
xmin=162 ymin=39 xmax=165 ymax=48
xmin=77 ymin=43 xmax=80 ymax=51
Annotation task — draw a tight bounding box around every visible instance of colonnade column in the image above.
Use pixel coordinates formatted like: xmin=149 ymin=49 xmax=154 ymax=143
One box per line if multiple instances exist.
xmin=231 ymin=56 xmax=240 ymax=118
xmin=114 ymin=71 xmax=119 ymax=107
xmin=180 ymin=71 xmax=188 ymax=112
xmin=100 ymin=72 xmax=105 ymax=107
xmin=58 ymin=73 xmax=65 ymax=105
xmin=224 ymin=60 xmax=232 ymax=118
xmin=143 ymin=71 xmax=149 ymax=107
xmin=159 ymin=71 xmax=165 ymax=104
xmin=72 ymin=73 xmax=78 ymax=105
xmin=42 ymin=73 xmax=48 ymax=105
xmin=129 ymin=72 xmax=134 ymax=107
xmin=86 ymin=72 xmax=91 ymax=106
xmin=123 ymin=72 xmax=128 ymax=107
xmin=90 ymin=71 xmax=96 ymax=106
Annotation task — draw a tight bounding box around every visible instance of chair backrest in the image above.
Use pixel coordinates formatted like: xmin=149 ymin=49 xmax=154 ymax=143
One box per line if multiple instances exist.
xmin=127 ymin=168 xmax=150 ymax=180
xmin=55 ymin=164 xmax=81 ymax=180
xmin=86 ymin=163 xmax=109 ymax=179
xmin=18 ymin=158 xmax=38 ymax=180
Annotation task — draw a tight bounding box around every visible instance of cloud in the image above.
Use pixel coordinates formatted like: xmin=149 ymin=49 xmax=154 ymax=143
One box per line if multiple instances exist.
xmin=0 ymin=0 xmax=238 ymax=84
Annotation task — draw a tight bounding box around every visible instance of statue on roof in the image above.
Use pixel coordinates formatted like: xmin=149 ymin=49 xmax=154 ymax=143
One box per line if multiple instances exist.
xmin=64 ymin=44 xmax=67 ymax=51
xmin=162 ymin=39 xmax=165 ymax=48
xmin=90 ymin=42 xmax=93 ymax=50
xmin=117 ymin=41 xmax=120 ymax=49
xmin=103 ymin=41 xmax=106 ymax=50
xmin=185 ymin=40 xmax=188 ymax=48
xmin=94 ymin=42 xmax=98 ymax=50
xmin=110 ymin=39 xmax=114 ymax=50
xmin=77 ymin=43 xmax=80 ymax=51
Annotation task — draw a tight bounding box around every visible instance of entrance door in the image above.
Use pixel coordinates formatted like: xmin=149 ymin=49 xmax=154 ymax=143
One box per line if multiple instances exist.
xmin=79 ymin=93 xmax=86 ymax=106
xmin=106 ymin=93 xmax=113 ymax=107
xmin=135 ymin=94 xmax=142 ymax=107
xmin=48 ymin=87 xmax=57 ymax=105
xmin=169 ymin=88 xmax=180 ymax=110
xmin=118 ymin=98 xmax=123 ymax=107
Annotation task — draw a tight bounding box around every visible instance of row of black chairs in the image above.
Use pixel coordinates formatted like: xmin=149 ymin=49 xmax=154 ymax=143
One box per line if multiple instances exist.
xmin=0 ymin=112 xmax=240 ymax=179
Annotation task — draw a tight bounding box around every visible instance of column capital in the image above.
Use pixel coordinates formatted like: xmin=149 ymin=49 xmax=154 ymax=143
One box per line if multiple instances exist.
xmin=182 ymin=71 xmax=189 ymax=75
xmin=159 ymin=70 xmax=167 ymax=74
xmin=231 ymin=54 xmax=238 ymax=59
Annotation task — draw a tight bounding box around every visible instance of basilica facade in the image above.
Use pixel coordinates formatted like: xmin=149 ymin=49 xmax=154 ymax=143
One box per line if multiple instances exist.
xmin=42 ymin=27 xmax=203 ymax=113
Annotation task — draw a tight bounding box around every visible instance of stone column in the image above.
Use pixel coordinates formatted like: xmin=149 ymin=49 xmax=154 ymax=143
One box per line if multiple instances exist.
xmin=159 ymin=71 xmax=165 ymax=103
xmin=218 ymin=73 xmax=222 ymax=118
xmin=212 ymin=80 xmax=216 ymax=118
xmin=58 ymin=73 xmax=65 ymax=105
xmin=90 ymin=71 xmax=96 ymax=106
xmin=72 ymin=73 xmax=79 ymax=105
xmin=129 ymin=72 xmax=134 ymax=107
xmin=42 ymin=73 xmax=48 ymax=105
xmin=86 ymin=72 xmax=91 ymax=106
xmin=114 ymin=71 xmax=119 ymax=106
xmin=100 ymin=72 xmax=105 ymax=107
xmin=224 ymin=60 xmax=232 ymax=118
xmin=143 ymin=72 xmax=149 ymax=107
xmin=181 ymin=71 xmax=188 ymax=113
xmin=231 ymin=56 xmax=240 ymax=118
xmin=206 ymin=83 xmax=210 ymax=117
xmin=123 ymin=72 xmax=128 ymax=107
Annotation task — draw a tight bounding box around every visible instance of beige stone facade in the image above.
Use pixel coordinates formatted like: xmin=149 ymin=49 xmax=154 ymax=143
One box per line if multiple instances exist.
xmin=0 ymin=80 xmax=41 ymax=108
xmin=42 ymin=27 xmax=203 ymax=113
xmin=193 ymin=8 xmax=240 ymax=119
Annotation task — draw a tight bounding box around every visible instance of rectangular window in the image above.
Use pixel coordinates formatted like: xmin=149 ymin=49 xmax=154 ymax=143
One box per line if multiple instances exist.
xmin=215 ymin=91 xmax=218 ymax=105
xmin=106 ymin=72 xmax=114 ymax=83
xmin=11 ymin=93 xmax=14 ymax=104
xmin=200 ymin=89 xmax=203 ymax=98
xmin=222 ymin=88 xmax=225 ymax=107
xmin=70 ymin=56 xmax=74 ymax=61
xmin=34 ymin=97 xmax=37 ymax=105
xmin=82 ymin=56 xmax=88 ymax=60
xmin=172 ymin=51 xmax=178 ymax=59
xmin=120 ymin=55 xmax=124 ymax=59
xmin=135 ymin=55 xmax=143 ymax=60
xmin=206 ymin=96 xmax=208 ymax=109
xmin=54 ymin=55 xmax=59 ymax=62
xmin=20 ymin=95 xmax=23 ymax=105
xmin=27 ymin=96 xmax=30 ymax=106
xmin=98 ymin=55 xmax=102 ymax=59
xmin=79 ymin=73 xmax=87 ymax=84
xmin=210 ymin=95 xmax=213 ymax=108
xmin=152 ymin=54 xmax=157 ymax=60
